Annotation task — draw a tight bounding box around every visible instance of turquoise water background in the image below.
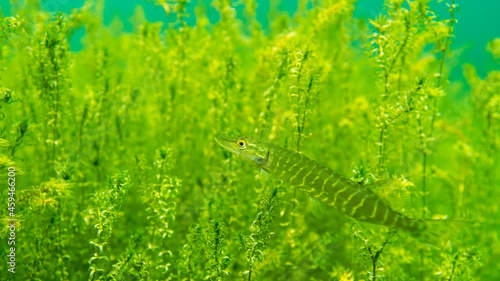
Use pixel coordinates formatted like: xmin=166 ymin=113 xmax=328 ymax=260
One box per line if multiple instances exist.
xmin=1 ymin=0 xmax=499 ymax=80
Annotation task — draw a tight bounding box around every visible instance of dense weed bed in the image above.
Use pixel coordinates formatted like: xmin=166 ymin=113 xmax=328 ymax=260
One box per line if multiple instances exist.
xmin=0 ymin=0 xmax=498 ymax=280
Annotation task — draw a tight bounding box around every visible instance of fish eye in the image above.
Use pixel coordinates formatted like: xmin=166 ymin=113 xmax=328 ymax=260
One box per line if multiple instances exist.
xmin=237 ymin=139 xmax=247 ymax=149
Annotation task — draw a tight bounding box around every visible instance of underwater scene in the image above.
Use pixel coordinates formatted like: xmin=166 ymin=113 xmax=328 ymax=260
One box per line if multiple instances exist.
xmin=1 ymin=0 xmax=499 ymax=280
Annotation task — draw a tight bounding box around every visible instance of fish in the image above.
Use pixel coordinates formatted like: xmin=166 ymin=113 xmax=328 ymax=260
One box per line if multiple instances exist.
xmin=215 ymin=135 xmax=454 ymax=245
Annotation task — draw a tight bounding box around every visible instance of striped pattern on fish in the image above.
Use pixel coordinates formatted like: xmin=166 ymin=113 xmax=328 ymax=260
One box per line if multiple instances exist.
xmin=263 ymin=144 xmax=426 ymax=234
xmin=215 ymin=136 xmax=455 ymax=245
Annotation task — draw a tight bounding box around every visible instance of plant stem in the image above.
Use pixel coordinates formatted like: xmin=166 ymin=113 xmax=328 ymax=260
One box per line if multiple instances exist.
xmin=448 ymin=252 xmax=459 ymax=281
xmin=417 ymin=117 xmax=427 ymax=217
xmin=422 ymin=0 xmax=456 ymax=219
xmin=430 ymin=0 xmax=455 ymax=135
xmin=420 ymin=248 xmax=424 ymax=281
xmin=365 ymin=233 xmax=391 ymax=281
xmin=378 ymin=126 xmax=385 ymax=176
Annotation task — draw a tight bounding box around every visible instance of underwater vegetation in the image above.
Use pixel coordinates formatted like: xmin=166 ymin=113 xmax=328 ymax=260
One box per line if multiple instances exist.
xmin=0 ymin=0 xmax=499 ymax=280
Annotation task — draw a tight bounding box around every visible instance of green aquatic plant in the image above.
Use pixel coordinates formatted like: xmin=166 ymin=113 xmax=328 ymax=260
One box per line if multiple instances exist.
xmin=88 ymin=171 xmax=132 ymax=280
xmin=0 ymin=0 xmax=498 ymax=280
xmin=205 ymin=220 xmax=230 ymax=280
xmin=134 ymin=146 xmax=181 ymax=277
xmin=487 ymin=38 xmax=500 ymax=60
xmin=176 ymin=224 xmax=204 ymax=280
xmin=241 ymin=186 xmax=282 ymax=281
xmin=17 ymin=178 xmax=73 ymax=280
xmin=288 ymin=44 xmax=318 ymax=152
xmin=351 ymin=225 xmax=396 ymax=281
xmin=105 ymin=235 xmax=151 ymax=280
xmin=28 ymin=12 xmax=72 ymax=178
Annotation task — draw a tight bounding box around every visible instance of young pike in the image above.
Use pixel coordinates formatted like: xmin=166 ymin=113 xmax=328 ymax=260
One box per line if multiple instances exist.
xmin=215 ymin=136 xmax=453 ymax=245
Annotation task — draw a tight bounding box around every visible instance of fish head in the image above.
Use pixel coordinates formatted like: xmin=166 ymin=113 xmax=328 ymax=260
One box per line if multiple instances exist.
xmin=215 ymin=136 xmax=270 ymax=167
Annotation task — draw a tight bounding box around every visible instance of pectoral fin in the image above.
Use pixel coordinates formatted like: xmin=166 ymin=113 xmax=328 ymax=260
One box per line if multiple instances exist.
xmin=309 ymin=196 xmax=327 ymax=218
xmin=260 ymin=169 xmax=270 ymax=187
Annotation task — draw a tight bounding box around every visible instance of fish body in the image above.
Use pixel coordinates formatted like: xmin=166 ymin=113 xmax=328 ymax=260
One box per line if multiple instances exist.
xmin=263 ymin=143 xmax=425 ymax=234
xmin=215 ymin=136 xmax=451 ymax=245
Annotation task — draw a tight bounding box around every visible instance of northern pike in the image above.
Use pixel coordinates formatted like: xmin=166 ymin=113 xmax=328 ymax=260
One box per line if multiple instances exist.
xmin=215 ymin=136 xmax=452 ymax=245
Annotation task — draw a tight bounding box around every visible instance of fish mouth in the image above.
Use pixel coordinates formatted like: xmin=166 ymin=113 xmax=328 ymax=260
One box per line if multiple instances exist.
xmin=215 ymin=135 xmax=238 ymax=154
xmin=215 ymin=135 xmax=231 ymax=145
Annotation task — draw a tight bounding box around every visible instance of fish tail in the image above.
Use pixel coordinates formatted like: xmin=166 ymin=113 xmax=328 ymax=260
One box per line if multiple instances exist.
xmin=408 ymin=218 xmax=461 ymax=246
